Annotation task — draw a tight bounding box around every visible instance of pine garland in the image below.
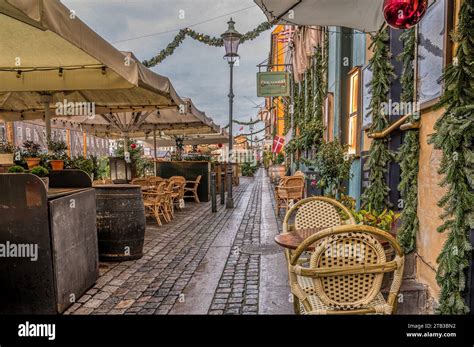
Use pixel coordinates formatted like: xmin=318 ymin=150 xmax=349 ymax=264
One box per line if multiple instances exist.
xmin=361 ymin=27 xmax=396 ymax=212
xmin=143 ymin=22 xmax=272 ymax=67
xmin=428 ymin=0 xmax=474 ymax=315
xmin=397 ymin=27 xmax=420 ymax=254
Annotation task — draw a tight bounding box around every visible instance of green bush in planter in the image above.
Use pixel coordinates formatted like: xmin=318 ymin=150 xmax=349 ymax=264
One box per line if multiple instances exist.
xmin=8 ymin=165 xmax=25 ymax=173
xmin=30 ymin=165 xmax=49 ymax=177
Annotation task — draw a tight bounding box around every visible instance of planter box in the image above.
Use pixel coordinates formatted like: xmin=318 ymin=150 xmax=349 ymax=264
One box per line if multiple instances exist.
xmin=0 ymin=153 xmax=13 ymax=165
xmin=156 ymin=161 xmax=211 ymax=202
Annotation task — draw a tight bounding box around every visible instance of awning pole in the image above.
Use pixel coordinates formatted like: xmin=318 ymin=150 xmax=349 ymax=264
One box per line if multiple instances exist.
xmin=40 ymin=94 xmax=53 ymax=150
xmin=153 ymin=128 xmax=157 ymax=176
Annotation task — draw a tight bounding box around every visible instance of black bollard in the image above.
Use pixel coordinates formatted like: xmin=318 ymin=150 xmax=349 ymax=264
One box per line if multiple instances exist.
xmin=211 ymin=172 xmax=217 ymax=213
xmin=220 ymin=172 xmax=225 ymax=204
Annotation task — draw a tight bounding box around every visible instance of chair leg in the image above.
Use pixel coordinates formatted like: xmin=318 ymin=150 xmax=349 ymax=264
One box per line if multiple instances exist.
xmin=194 ymin=191 xmax=200 ymax=203
xmin=154 ymin=208 xmax=162 ymax=226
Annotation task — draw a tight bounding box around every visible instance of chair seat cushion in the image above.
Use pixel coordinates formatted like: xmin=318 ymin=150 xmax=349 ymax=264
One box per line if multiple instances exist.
xmin=296 ymin=275 xmax=389 ymax=315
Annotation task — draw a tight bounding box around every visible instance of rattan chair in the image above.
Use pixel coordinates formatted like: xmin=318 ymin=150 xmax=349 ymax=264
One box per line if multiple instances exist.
xmin=282 ymin=196 xmax=357 ymax=313
xmin=143 ymin=181 xmax=169 ymax=226
xmin=131 ymin=177 xmax=149 ymax=187
xmin=275 ymin=176 xmax=305 ymax=216
xmin=148 ymin=176 xmax=164 ymax=186
xmin=283 ymin=196 xmax=356 ymax=234
xmin=169 ymin=176 xmax=186 ymax=209
xmin=184 ymin=175 xmax=202 ymax=203
xmin=288 ymin=224 xmax=404 ymax=315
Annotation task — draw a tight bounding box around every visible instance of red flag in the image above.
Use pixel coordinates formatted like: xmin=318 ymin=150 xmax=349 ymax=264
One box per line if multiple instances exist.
xmin=239 ymin=126 xmax=244 ymax=132
xmin=272 ymin=135 xmax=285 ymax=153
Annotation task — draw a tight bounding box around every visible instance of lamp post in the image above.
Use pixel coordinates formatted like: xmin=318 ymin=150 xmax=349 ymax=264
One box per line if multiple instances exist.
xmin=221 ymin=18 xmax=242 ymax=209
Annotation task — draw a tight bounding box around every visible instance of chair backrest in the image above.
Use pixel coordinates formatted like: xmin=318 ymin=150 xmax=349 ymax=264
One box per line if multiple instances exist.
xmin=148 ymin=176 xmax=163 ymax=185
xmin=278 ymin=176 xmax=304 ymax=199
xmin=294 ymin=170 xmax=304 ymax=177
xmin=195 ymin=175 xmax=202 ymax=185
xmin=283 ymin=196 xmax=356 ymax=233
xmin=131 ymin=178 xmax=149 ymax=187
xmin=289 ymin=225 xmax=404 ymax=314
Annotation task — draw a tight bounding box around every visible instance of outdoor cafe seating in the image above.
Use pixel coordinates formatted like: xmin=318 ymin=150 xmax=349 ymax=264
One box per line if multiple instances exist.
xmin=275 ymin=196 xmax=404 ymax=315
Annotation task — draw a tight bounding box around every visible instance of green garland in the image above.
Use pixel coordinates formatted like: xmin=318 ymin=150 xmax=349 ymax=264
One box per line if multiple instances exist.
xmin=396 ymin=27 xmax=420 ymax=254
xmin=222 ymin=118 xmax=262 ymax=129
xmin=361 ymin=27 xmax=396 ymax=212
xmin=143 ymin=22 xmax=272 ymax=67
xmin=429 ymin=0 xmax=474 ymax=315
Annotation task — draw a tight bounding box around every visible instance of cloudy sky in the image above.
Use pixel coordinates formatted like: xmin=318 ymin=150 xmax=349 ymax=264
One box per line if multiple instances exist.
xmin=62 ymin=0 xmax=271 ymax=135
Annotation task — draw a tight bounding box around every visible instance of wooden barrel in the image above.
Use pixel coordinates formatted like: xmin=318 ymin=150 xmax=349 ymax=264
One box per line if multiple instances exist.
xmin=95 ymin=184 xmax=146 ymax=261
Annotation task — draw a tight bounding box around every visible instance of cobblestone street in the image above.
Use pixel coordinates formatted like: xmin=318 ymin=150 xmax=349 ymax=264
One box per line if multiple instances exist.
xmin=65 ymin=169 xmax=292 ymax=315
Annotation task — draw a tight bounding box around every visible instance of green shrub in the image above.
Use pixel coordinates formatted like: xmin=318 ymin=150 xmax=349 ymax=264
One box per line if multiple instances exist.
xmin=8 ymin=165 xmax=25 ymax=173
xmin=30 ymin=165 xmax=49 ymax=177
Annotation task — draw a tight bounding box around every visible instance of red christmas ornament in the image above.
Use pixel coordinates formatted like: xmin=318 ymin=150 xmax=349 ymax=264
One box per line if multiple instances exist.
xmin=218 ymin=143 xmax=223 ymax=148
xmin=130 ymin=143 xmax=137 ymax=149
xmin=383 ymin=0 xmax=427 ymax=29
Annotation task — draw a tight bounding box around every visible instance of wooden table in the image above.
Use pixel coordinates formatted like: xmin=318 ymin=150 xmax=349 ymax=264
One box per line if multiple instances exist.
xmin=274 ymin=227 xmax=326 ymax=251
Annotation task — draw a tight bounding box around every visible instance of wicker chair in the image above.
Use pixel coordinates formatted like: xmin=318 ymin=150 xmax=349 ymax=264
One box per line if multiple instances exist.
xmin=288 ymin=224 xmax=404 ymax=315
xmin=283 ymin=196 xmax=356 ymax=234
xmin=143 ymin=181 xmax=169 ymax=226
xmin=131 ymin=177 xmax=149 ymax=187
xmin=148 ymin=176 xmax=164 ymax=186
xmin=170 ymin=176 xmax=186 ymax=209
xmin=275 ymin=176 xmax=305 ymax=216
xmin=184 ymin=175 xmax=202 ymax=203
xmin=282 ymin=196 xmax=357 ymax=313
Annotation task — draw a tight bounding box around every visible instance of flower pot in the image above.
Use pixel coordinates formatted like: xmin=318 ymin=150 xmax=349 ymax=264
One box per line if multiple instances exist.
xmin=26 ymin=158 xmax=41 ymax=169
xmin=0 ymin=153 xmax=14 ymax=165
xmin=50 ymin=159 xmax=64 ymax=171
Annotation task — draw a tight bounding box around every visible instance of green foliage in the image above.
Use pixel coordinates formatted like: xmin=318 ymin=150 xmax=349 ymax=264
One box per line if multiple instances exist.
xmin=143 ymin=22 xmax=272 ymax=67
xmin=0 ymin=141 xmax=16 ymax=154
xmin=361 ymin=27 xmax=396 ymax=212
xmin=113 ymin=139 xmax=143 ymax=160
xmin=68 ymin=156 xmax=94 ymax=175
xmin=353 ymin=207 xmax=400 ymax=233
xmin=135 ymin=157 xmax=154 ymax=177
xmin=275 ymin=152 xmax=285 ymax=165
xmin=428 ymin=0 xmax=474 ymax=315
xmin=313 ymin=140 xmax=353 ymax=198
xmin=30 ymin=165 xmax=49 ymax=177
xmin=21 ymin=140 xmax=42 ymax=158
xmin=8 ymin=165 xmax=25 ymax=173
xmin=241 ymin=162 xmax=258 ymax=177
xmin=396 ymin=27 xmax=419 ymax=254
xmin=47 ymin=138 xmax=68 ymax=160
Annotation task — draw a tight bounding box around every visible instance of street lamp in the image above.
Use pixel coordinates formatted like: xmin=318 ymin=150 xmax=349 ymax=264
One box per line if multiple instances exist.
xmin=221 ymin=18 xmax=242 ymax=209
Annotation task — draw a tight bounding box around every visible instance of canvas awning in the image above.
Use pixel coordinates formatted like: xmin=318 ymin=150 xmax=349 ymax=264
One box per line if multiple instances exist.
xmin=143 ymin=132 xmax=229 ymax=147
xmin=254 ymin=0 xmax=385 ymax=32
xmin=49 ymin=98 xmax=221 ymax=138
xmin=0 ymin=0 xmax=183 ymax=122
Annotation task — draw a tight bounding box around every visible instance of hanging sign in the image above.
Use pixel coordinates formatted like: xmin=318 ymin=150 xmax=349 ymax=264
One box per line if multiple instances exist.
xmin=257 ymin=72 xmax=290 ymax=97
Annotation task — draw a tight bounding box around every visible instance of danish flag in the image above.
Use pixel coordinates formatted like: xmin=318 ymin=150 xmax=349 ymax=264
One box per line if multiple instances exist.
xmin=272 ymin=135 xmax=285 ymax=153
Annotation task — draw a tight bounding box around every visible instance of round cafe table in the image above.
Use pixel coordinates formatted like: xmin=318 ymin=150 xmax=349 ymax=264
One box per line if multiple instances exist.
xmin=274 ymin=227 xmax=326 ymax=251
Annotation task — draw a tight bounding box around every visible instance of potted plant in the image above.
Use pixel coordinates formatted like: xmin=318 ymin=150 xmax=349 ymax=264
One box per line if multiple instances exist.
xmin=22 ymin=140 xmax=42 ymax=169
xmin=30 ymin=165 xmax=49 ymax=190
xmin=353 ymin=207 xmax=400 ymax=234
xmin=0 ymin=141 xmax=16 ymax=165
xmin=48 ymin=138 xmax=68 ymax=171
xmin=8 ymin=165 xmax=25 ymax=173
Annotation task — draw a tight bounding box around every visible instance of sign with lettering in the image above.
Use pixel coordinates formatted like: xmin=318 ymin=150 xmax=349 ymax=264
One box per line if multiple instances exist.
xmin=257 ymin=72 xmax=290 ymax=97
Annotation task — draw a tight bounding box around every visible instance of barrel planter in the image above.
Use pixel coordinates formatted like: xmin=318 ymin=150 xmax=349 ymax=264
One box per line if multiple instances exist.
xmin=95 ymin=184 xmax=146 ymax=261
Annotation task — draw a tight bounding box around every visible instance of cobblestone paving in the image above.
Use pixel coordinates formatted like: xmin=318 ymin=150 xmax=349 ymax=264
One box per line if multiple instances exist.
xmin=65 ymin=180 xmax=251 ymax=315
xmin=207 ymin=177 xmax=262 ymax=315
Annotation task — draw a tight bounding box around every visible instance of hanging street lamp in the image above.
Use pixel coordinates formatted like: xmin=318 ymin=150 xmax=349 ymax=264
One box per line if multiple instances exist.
xmin=221 ymin=18 xmax=242 ymax=209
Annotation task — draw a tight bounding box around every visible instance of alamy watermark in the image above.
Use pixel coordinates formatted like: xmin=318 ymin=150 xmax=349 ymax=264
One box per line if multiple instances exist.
xmin=55 ymin=99 xmax=96 ymax=119
xmin=0 ymin=241 xmax=38 ymax=261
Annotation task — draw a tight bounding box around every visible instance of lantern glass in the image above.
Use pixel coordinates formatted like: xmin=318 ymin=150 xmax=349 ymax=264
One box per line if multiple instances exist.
xmin=221 ymin=18 xmax=242 ymax=61
xmin=109 ymin=157 xmax=132 ymax=183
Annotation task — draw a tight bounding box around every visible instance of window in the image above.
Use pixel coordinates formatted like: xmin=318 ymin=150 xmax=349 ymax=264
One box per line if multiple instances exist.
xmin=324 ymin=93 xmax=334 ymax=142
xmin=348 ymin=68 xmax=361 ymax=155
xmin=17 ymin=127 xmax=23 ymax=141
xmin=0 ymin=124 xmax=5 ymax=142
xmin=33 ymin=129 xmax=39 ymax=142
xmin=26 ymin=128 xmax=31 ymax=141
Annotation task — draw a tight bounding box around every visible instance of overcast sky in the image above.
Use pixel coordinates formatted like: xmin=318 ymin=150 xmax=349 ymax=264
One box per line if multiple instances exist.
xmin=62 ymin=0 xmax=270 ymax=135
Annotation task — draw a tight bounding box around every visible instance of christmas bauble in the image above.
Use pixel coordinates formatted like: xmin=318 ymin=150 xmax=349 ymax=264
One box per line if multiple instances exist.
xmin=130 ymin=143 xmax=137 ymax=149
xmin=218 ymin=143 xmax=223 ymax=148
xmin=383 ymin=0 xmax=427 ymax=29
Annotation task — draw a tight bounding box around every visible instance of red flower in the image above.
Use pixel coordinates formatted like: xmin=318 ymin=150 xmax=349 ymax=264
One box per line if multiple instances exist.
xmin=130 ymin=143 xmax=137 ymax=149
xmin=310 ymin=179 xmax=318 ymax=187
